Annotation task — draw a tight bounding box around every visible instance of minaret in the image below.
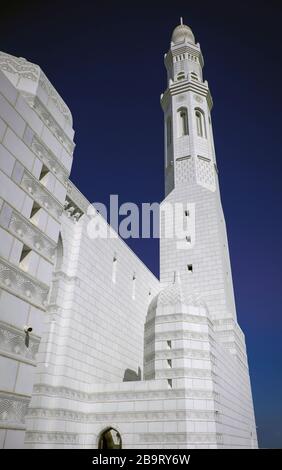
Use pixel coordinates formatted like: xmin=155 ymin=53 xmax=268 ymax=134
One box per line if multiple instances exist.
xmin=160 ymin=19 xmax=237 ymax=324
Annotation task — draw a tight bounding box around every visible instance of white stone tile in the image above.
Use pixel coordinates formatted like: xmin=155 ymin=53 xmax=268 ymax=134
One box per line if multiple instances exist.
xmin=0 ymin=71 xmax=18 ymax=105
xmin=0 ymin=144 xmax=16 ymax=177
xmin=0 ymin=289 xmax=29 ymax=326
xmin=0 ymin=94 xmax=25 ymax=138
xmin=0 ymin=356 xmax=18 ymax=390
xmin=3 ymin=128 xmax=35 ymax=171
xmin=15 ymin=362 xmax=35 ymax=395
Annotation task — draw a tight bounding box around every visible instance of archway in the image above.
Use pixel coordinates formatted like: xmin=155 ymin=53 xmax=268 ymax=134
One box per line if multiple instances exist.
xmin=98 ymin=428 xmax=122 ymax=449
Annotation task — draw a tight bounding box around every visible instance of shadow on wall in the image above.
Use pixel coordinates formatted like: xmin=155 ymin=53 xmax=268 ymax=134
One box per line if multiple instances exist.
xmin=123 ymin=367 xmax=142 ymax=382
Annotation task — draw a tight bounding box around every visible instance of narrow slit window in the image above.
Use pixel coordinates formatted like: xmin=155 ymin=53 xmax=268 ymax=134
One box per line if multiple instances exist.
xmin=112 ymin=256 xmax=117 ymax=284
xmin=167 ymin=340 xmax=171 ymax=349
xmin=187 ymin=264 xmax=193 ymax=273
xmin=167 ymin=359 xmax=172 ymax=368
xmin=168 ymin=379 xmax=173 ymax=388
xmin=132 ymin=273 xmax=136 ymax=300
xmin=166 ymin=117 xmax=172 ymax=147
xmin=185 ymin=210 xmax=189 ymax=217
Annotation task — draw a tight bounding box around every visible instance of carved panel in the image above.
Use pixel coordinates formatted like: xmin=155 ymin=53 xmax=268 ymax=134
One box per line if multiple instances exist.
xmin=25 ymin=431 xmax=79 ymax=445
xmin=196 ymin=156 xmax=216 ymax=191
xmin=175 ymin=156 xmax=195 ymax=185
xmin=0 ymin=322 xmax=39 ymax=361
xmin=0 ymin=257 xmax=49 ymax=309
xmin=0 ymin=52 xmax=39 ymax=82
xmin=24 ymin=95 xmax=74 ymax=156
xmin=8 ymin=208 xmax=56 ymax=263
xmin=21 ymin=169 xmax=63 ymax=220
xmin=0 ymin=392 xmax=30 ymax=427
xmin=31 ymin=134 xmax=69 ymax=181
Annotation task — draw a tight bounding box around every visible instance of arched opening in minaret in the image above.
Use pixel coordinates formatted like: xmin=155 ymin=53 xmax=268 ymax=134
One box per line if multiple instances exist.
xmin=195 ymin=108 xmax=207 ymax=138
xmin=177 ymin=107 xmax=188 ymax=137
xmin=98 ymin=428 xmax=122 ymax=449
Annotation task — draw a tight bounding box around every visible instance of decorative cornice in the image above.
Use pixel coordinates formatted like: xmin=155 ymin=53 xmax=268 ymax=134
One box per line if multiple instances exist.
xmin=32 ymin=383 xmax=219 ymax=403
xmin=161 ymin=80 xmax=213 ymax=110
xmin=0 ymin=52 xmax=73 ymax=126
xmin=26 ymin=407 xmax=218 ymax=423
xmin=140 ymin=432 xmax=221 ymax=444
xmin=0 ymin=52 xmax=39 ymax=82
xmin=165 ymin=44 xmax=204 ymax=68
xmin=0 ymin=256 xmax=49 ymax=310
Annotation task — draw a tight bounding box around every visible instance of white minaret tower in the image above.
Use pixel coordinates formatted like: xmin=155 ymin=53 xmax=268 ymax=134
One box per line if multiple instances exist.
xmin=160 ymin=19 xmax=237 ymax=324
xmin=155 ymin=20 xmax=258 ymax=447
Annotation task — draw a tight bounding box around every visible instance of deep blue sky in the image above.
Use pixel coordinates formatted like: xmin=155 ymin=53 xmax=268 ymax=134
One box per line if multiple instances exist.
xmin=2 ymin=0 xmax=281 ymax=448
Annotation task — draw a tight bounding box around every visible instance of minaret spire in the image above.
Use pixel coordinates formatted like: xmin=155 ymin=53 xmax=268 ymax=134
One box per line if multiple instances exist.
xmin=180 ymin=16 xmax=183 ymax=25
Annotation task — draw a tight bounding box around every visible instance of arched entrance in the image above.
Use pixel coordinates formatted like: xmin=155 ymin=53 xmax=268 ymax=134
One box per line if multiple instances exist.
xmin=98 ymin=428 xmax=122 ymax=449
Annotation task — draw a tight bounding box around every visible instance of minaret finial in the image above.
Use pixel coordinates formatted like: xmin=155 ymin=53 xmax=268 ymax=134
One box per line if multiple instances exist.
xmin=180 ymin=17 xmax=183 ymax=25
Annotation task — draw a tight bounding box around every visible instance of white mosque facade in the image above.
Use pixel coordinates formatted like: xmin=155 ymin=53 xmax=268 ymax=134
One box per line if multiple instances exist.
xmin=0 ymin=22 xmax=257 ymax=449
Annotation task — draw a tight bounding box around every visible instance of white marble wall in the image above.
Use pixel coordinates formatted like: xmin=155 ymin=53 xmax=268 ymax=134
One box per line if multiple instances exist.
xmin=0 ymin=52 xmax=74 ymax=447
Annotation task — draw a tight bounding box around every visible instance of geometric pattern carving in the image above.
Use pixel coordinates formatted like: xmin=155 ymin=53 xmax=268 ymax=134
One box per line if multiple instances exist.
xmin=0 ymin=256 xmax=49 ymax=309
xmin=0 ymin=52 xmax=39 ymax=82
xmin=175 ymin=156 xmax=195 ymax=185
xmin=196 ymin=156 xmax=216 ymax=191
xmin=8 ymin=207 xmax=56 ymax=263
xmin=25 ymin=432 xmax=79 ymax=445
xmin=140 ymin=432 xmax=221 ymax=444
xmin=26 ymin=407 xmax=218 ymax=423
xmin=157 ymin=281 xmax=185 ymax=306
xmin=0 ymin=392 xmax=30 ymax=428
xmin=21 ymin=170 xmax=63 ymax=220
xmin=0 ymin=321 xmax=39 ymax=361
xmin=0 ymin=52 xmax=72 ymax=127
xmin=39 ymin=71 xmax=73 ymax=126
xmin=23 ymin=95 xmax=74 ymax=156
xmin=32 ymin=383 xmax=218 ymax=402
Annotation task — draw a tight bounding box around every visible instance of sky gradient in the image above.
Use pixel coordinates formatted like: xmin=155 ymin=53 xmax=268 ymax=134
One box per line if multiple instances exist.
xmin=1 ymin=0 xmax=282 ymax=448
